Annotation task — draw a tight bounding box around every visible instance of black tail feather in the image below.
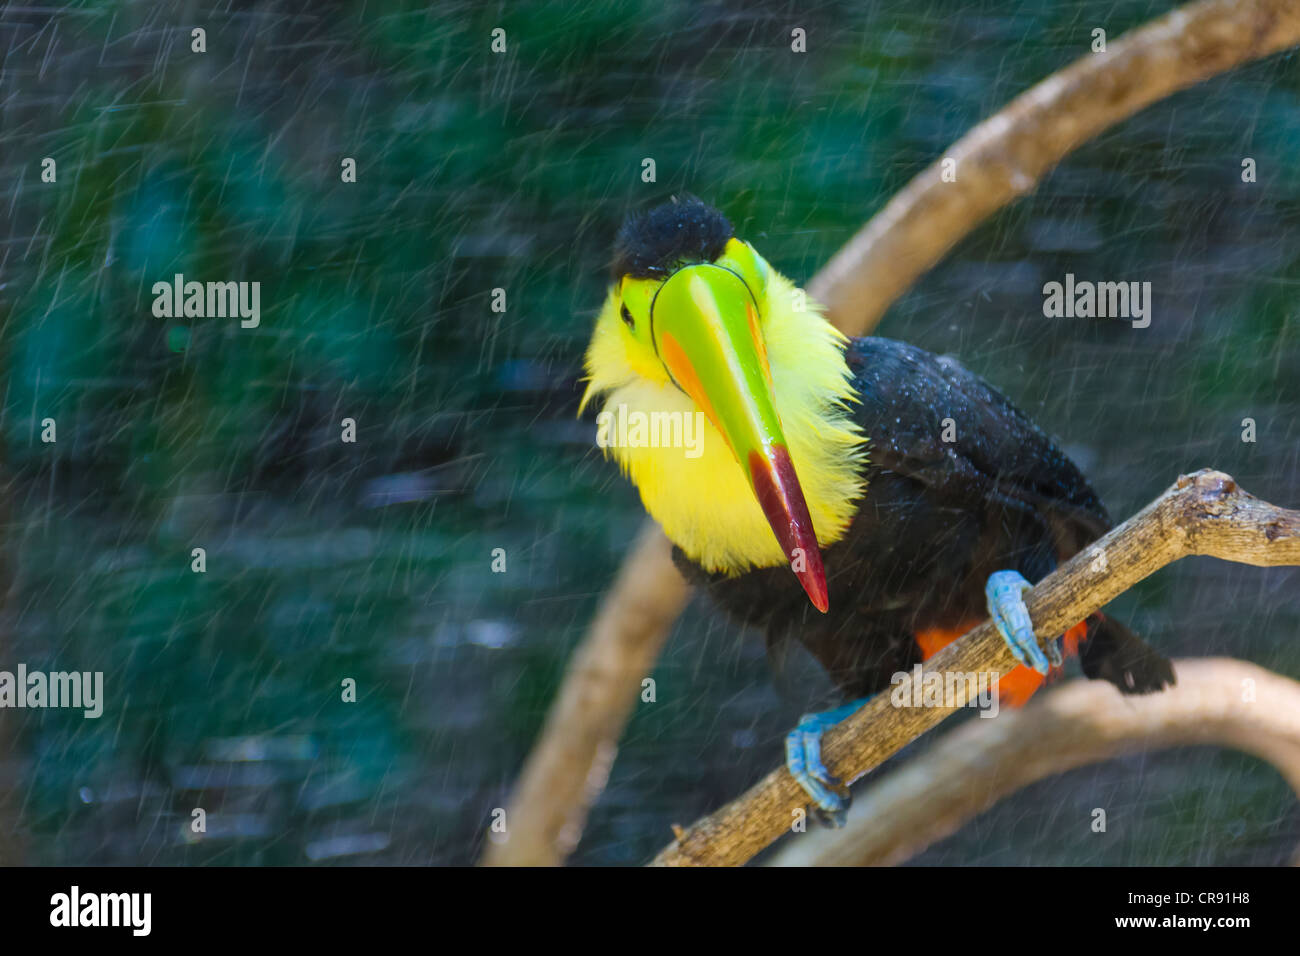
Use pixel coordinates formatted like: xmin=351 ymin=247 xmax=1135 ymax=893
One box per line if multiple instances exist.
xmin=1079 ymin=613 xmax=1175 ymax=694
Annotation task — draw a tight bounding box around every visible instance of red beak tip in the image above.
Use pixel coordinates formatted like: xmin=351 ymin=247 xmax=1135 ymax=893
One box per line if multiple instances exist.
xmin=799 ymin=572 xmax=829 ymax=613
xmin=747 ymin=446 xmax=830 ymax=614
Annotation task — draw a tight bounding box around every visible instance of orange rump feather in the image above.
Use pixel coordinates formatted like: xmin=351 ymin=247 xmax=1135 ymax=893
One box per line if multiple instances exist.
xmin=913 ymin=619 xmax=1090 ymax=710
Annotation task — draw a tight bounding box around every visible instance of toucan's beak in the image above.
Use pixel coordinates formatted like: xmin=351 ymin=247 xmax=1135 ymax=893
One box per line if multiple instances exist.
xmin=651 ymin=264 xmax=828 ymax=612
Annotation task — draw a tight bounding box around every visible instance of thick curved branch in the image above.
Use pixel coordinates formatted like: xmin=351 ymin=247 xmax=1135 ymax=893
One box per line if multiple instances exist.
xmin=768 ymin=658 xmax=1300 ymax=867
xmin=485 ymin=0 xmax=1300 ymax=865
xmin=651 ymin=470 xmax=1300 ymax=866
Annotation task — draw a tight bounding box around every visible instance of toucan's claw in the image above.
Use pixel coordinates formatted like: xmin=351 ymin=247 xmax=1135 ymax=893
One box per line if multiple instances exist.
xmin=985 ymin=570 xmax=1058 ymax=674
xmin=784 ymin=698 xmax=867 ymax=825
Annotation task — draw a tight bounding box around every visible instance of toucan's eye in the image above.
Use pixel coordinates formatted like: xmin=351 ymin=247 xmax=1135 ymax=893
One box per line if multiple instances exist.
xmin=620 ymin=303 xmax=635 ymax=329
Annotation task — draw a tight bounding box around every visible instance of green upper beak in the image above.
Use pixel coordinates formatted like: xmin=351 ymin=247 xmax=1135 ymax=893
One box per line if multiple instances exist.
xmin=651 ymin=264 xmax=829 ymax=612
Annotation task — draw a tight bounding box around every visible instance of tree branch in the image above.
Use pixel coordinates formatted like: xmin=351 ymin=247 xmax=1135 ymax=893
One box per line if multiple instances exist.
xmin=651 ymin=470 xmax=1300 ymax=866
xmin=485 ymin=0 xmax=1300 ymax=865
xmin=768 ymin=658 xmax=1300 ymax=867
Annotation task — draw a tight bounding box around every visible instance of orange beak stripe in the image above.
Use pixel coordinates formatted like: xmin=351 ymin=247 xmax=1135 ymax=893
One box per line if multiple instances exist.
xmin=659 ymin=330 xmax=722 ymax=434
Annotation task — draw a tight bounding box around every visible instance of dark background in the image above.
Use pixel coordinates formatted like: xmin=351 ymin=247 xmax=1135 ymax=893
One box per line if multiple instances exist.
xmin=0 ymin=0 xmax=1297 ymax=865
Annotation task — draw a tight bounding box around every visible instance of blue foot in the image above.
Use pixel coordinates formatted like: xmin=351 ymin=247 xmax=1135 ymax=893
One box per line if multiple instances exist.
xmin=785 ymin=698 xmax=868 ymax=826
xmin=985 ymin=570 xmax=1061 ymax=675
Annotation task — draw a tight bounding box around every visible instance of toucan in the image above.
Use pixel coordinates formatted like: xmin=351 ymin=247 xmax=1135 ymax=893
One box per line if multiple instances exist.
xmin=580 ymin=197 xmax=1174 ymax=820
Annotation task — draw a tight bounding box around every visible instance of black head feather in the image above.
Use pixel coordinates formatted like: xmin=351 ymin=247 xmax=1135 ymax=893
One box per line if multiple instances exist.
xmin=612 ymin=197 xmax=734 ymax=280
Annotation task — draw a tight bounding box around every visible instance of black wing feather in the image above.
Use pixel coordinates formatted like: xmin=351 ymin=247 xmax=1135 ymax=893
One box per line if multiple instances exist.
xmin=846 ymin=337 xmax=1111 ymax=556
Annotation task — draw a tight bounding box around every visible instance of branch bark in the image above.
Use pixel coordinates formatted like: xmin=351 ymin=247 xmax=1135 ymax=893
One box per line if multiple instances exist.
xmin=651 ymin=470 xmax=1300 ymax=866
xmin=768 ymin=658 xmax=1300 ymax=867
xmin=485 ymin=0 xmax=1300 ymax=865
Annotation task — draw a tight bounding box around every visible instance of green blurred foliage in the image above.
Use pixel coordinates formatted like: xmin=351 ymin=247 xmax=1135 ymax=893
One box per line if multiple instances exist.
xmin=0 ymin=0 xmax=1297 ymax=865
